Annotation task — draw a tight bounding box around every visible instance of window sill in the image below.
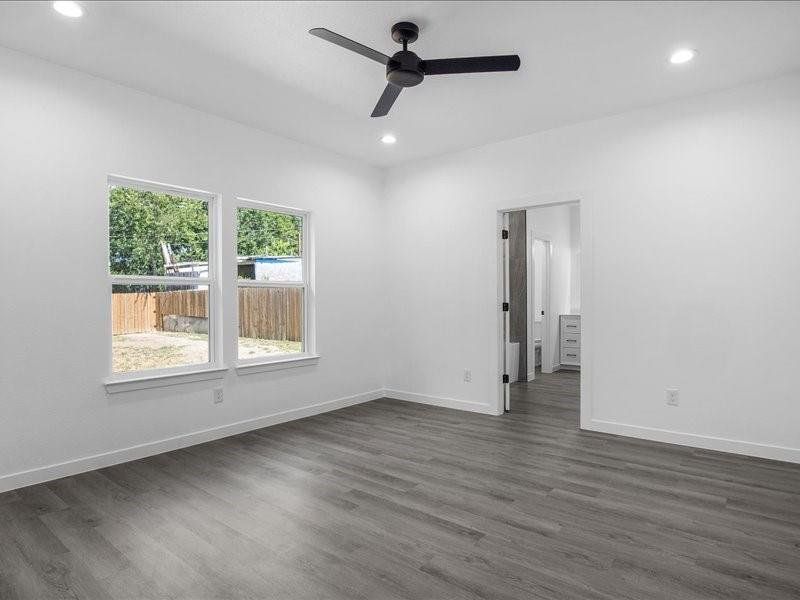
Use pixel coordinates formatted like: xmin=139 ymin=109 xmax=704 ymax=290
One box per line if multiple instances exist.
xmin=104 ymin=366 xmax=228 ymax=394
xmin=236 ymin=354 xmax=320 ymax=375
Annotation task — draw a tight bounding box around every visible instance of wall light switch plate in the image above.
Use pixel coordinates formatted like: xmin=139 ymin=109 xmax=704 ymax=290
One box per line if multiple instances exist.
xmin=464 ymin=369 xmax=472 ymax=383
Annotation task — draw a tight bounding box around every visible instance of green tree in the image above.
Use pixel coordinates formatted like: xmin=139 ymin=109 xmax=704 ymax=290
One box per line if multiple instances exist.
xmin=236 ymin=208 xmax=301 ymax=257
xmin=109 ymin=187 xmax=302 ymax=276
xmin=109 ymin=186 xmax=209 ymax=275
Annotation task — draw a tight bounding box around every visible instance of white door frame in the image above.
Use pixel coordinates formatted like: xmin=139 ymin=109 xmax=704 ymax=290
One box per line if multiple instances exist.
xmin=526 ymin=227 xmax=534 ymax=381
xmin=526 ymin=233 xmax=552 ymax=380
xmin=496 ymin=195 xmax=587 ymax=419
xmin=501 ymin=212 xmax=511 ymax=411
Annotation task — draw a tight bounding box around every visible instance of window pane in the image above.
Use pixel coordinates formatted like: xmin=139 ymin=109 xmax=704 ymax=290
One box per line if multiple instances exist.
xmin=109 ymin=185 xmax=209 ymax=277
xmin=237 ymin=207 xmax=302 ymax=282
xmin=112 ymin=284 xmax=209 ymax=373
xmin=238 ymin=286 xmax=303 ymax=359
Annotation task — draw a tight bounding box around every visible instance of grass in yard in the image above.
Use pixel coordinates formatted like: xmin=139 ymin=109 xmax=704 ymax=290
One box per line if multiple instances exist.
xmin=112 ymin=332 xmax=208 ymax=373
xmin=113 ymin=341 xmax=190 ymax=372
xmin=112 ymin=331 xmax=301 ymax=373
xmin=238 ymin=336 xmax=302 ymax=359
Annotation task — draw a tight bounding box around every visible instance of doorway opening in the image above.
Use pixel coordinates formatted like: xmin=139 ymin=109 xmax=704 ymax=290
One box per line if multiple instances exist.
xmin=500 ymin=201 xmax=581 ymax=413
xmin=527 ymin=237 xmax=551 ymax=380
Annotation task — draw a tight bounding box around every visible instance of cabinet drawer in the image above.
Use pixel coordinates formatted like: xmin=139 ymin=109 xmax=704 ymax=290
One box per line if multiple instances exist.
xmin=560 ymin=347 xmax=580 ymax=365
xmin=561 ymin=317 xmax=581 ymax=334
xmin=561 ymin=332 xmax=581 ymax=348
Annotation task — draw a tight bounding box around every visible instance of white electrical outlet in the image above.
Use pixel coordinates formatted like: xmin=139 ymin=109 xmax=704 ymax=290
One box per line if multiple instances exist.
xmin=464 ymin=369 xmax=472 ymax=383
xmin=666 ymin=388 xmax=679 ymax=406
xmin=213 ymin=388 xmax=224 ymax=404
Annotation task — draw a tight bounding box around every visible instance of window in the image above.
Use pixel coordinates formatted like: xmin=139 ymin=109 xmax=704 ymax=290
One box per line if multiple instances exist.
xmin=108 ymin=176 xmax=218 ymax=377
xmin=236 ymin=200 xmax=311 ymax=364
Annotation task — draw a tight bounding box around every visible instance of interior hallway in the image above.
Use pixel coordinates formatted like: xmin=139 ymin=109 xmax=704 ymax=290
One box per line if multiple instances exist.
xmin=1 ymin=372 xmax=799 ymax=599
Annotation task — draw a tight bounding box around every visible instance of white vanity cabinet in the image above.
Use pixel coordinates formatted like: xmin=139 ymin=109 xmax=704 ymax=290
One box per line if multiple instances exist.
xmin=559 ymin=314 xmax=581 ymax=367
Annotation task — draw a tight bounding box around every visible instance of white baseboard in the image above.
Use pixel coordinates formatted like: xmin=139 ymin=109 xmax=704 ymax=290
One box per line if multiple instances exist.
xmin=0 ymin=389 xmax=384 ymax=494
xmin=527 ymin=371 xmax=536 ymax=382
xmin=383 ymin=388 xmax=502 ymax=415
xmin=586 ymin=418 xmax=800 ymax=464
xmin=11 ymin=390 xmax=793 ymax=495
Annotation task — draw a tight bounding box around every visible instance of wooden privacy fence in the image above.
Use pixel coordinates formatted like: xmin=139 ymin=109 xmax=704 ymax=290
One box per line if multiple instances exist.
xmin=112 ymin=288 xmax=302 ymax=341
xmin=111 ymin=293 xmax=158 ymax=335
xmin=157 ymin=289 xmax=208 ymax=320
xmin=238 ymin=287 xmax=303 ymax=342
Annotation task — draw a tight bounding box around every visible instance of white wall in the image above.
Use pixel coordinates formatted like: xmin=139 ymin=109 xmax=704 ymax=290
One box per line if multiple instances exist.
xmin=2 ymin=48 xmax=800 ymax=492
xmin=0 ymin=48 xmax=386 ymax=490
xmin=384 ymin=73 xmax=800 ymax=462
xmin=527 ymin=203 xmax=579 ymax=370
xmin=568 ymin=204 xmax=581 ymax=314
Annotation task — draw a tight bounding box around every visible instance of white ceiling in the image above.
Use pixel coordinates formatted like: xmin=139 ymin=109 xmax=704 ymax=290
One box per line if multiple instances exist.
xmin=2 ymin=1 xmax=800 ymax=167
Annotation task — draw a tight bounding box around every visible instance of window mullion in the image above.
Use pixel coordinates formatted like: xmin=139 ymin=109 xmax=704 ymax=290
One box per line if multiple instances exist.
xmin=235 ymin=280 xmax=304 ymax=289
xmin=111 ymin=275 xmax=214 ymax=286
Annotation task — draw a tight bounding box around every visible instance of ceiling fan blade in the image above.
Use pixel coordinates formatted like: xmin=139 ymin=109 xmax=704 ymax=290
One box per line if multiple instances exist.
xmin=309 ymin=28 xmax=390 ymax=65
xmin=371 ymin=83 xmax=402 ymax=117
xmin=423 ymin=55 xmax=521 ymax=75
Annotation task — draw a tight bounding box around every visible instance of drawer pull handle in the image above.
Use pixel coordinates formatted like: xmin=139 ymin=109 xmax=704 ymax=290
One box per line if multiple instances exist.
xmin=566 ymin=353 xmax=577 ymax=357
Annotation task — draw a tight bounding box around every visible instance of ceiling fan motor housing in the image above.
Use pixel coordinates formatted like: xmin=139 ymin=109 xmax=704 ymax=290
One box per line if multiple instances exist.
xmin=387 ymin=22 xmax=423 ymax=87
xmin=387 ymin=50 xmax=424 ymax=87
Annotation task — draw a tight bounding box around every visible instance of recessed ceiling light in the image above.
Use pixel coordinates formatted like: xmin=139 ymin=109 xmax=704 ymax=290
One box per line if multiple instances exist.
xmin=53 ymin=1 xmax=83 ymax=18
xmin=669 ymin=48 xmax=696 ymax=65
xmin=380 ymin=133 xmax=397 ymax=145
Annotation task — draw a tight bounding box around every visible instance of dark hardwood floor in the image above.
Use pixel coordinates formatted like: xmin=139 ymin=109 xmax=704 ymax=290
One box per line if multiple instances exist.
xmin=2 ymin=371 xmax=799 ymax=599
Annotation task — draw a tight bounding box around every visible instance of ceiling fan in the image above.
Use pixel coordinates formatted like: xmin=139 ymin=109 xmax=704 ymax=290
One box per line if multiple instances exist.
xmin=309 ymin=22 xmax=521 ymax=117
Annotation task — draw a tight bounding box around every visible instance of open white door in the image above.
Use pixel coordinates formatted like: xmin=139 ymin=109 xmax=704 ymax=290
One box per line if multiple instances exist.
xmin=539 ymin=239 xmax=554 ymax=374
xmin=502 ymin=213 xmax=511 ymax=412
xmin=526 ymin=227 xmax=535 ymax=381
xmin=528 ymin=236 xmax=552 ymax=378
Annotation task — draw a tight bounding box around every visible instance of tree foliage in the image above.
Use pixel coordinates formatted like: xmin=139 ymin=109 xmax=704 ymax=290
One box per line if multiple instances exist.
xmin=236 ymin=207 xmax=301 ymax=257
xmin=108 ymin=186 xmax=301 ymax=276
xmin=109 ymin=186 xmax=209 ymax=275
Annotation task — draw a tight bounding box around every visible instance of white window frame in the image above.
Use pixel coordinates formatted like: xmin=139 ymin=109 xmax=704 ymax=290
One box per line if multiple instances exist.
xmin=104 ymin=174 xmax=224 ymax=392
xmin=234 ymin=198 xmax=317 ymax=373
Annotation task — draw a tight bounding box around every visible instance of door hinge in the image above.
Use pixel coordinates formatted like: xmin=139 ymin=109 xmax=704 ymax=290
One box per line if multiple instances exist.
xmin=502 ymin=374 xmax=510 ymax=384
xmin=501 ymin=229 xmax=509 ymax=239
xmin=502 ymin=302 xmax=509 ymax=312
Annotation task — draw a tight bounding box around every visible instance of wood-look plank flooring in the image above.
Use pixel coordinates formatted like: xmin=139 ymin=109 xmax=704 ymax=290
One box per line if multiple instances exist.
xmin=2 ymin=370 xmax=799 ymax=599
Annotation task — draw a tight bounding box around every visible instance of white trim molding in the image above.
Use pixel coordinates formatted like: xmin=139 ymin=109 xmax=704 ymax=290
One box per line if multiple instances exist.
xmin=105 ymin=365 xmax=227 ymax=393
xmin=233 ymin=197 xmax=315 ymax=363
xmin=0 ymin=388 xmax=385 ymax=494
xmin=108 ymin=174 xmax=215 ymax=202
xmin=585 ymin=419 xmax=800 ymax=464
xmin=383 ymin=389 xmax=503 ymax=416
xmin=236 ymin=354 xmax=320 ymax=375
xmin=107 ymin=174 xmax=223 ymax=385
